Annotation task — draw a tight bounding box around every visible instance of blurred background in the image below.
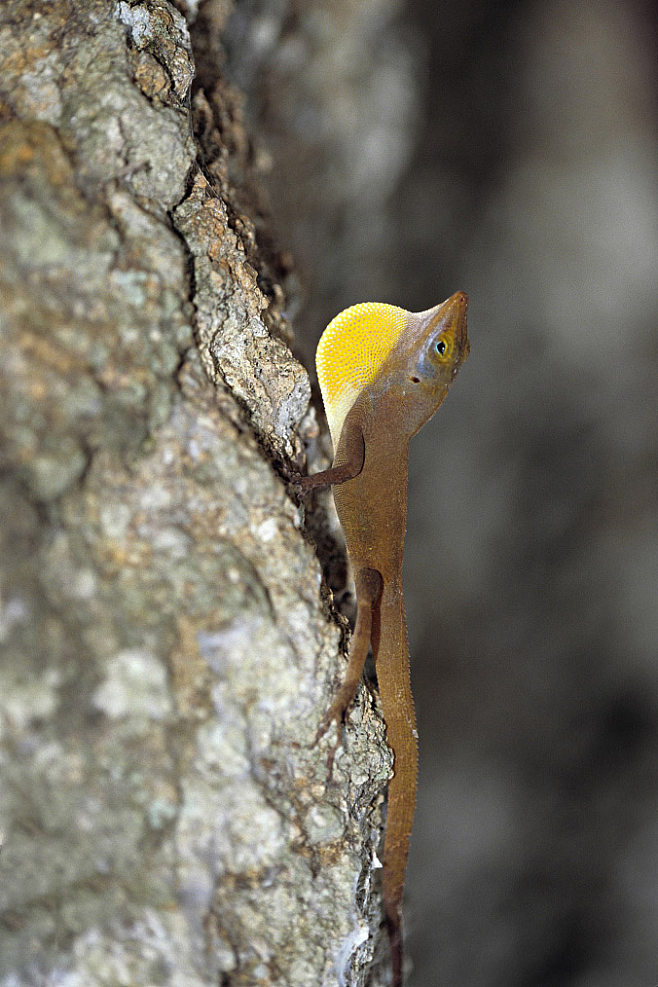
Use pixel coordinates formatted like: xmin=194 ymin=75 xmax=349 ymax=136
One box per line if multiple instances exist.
xmin=225 ymin=1 xmax=657 ymax=984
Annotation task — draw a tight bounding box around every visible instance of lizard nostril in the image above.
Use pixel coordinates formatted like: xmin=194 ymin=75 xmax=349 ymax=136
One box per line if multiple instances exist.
xmin=409 ymin=376 xmax=420 ymax=384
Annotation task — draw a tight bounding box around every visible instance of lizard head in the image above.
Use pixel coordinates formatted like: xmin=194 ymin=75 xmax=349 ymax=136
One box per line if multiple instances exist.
xmin=392 ymin=290 xmax=470 ymax=435
xmin=315 ymin=292 xmax=469 ymax=449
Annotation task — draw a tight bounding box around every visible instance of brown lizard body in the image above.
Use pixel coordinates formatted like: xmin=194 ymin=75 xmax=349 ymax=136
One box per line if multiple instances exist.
xmin=297 ymin=291 xmax=470 ymax=985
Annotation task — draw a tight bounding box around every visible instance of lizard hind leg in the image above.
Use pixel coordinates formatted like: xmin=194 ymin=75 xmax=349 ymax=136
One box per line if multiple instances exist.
xmin=315 ymin=566 xmax=383 ymax=771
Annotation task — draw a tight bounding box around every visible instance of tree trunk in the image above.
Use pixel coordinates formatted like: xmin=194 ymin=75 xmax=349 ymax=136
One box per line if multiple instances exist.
xmin=0 ymin=2 xmax=391 ymax=984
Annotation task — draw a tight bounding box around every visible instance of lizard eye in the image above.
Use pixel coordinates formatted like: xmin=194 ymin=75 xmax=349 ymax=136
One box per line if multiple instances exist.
xmin=435 ymin=334 xmax=453 ymax=360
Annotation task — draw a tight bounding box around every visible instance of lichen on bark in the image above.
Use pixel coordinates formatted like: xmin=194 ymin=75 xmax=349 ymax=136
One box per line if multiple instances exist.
xmin=0 ymin=1 xmax=391 ymax=984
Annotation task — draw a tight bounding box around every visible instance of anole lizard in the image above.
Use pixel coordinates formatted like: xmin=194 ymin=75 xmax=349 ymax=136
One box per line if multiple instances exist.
xmin=295 ymin=291 xmax=469 ymax=986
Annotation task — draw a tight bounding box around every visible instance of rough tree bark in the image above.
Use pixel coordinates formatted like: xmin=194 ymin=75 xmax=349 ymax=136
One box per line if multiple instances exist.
xmin=0 ymin=2 xmax=392 ymax=984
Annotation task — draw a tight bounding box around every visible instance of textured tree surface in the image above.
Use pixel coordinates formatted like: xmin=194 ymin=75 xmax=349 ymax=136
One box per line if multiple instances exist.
xmin=3 ymin=1 xmax=656 ymax=985
xmin=0 ymin=2 xmax=393 ymax=984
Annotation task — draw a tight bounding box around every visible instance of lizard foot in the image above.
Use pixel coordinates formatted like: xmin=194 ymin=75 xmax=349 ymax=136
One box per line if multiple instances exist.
xmin=314 ymin=704 xmax=346 ymax=778
xmin=287 ymin=471 xmax=313 ymax=498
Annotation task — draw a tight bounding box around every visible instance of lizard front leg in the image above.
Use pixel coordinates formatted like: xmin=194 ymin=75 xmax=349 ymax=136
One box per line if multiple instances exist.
xmin=290 ymin=417 xmax=365 ymax=494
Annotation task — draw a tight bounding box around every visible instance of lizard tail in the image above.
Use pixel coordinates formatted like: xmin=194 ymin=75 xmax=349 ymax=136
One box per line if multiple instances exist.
xmin=372 ymin=580 xmax=418 ymax=987
xmin=386 ymin=907 xmax=403 ymax=987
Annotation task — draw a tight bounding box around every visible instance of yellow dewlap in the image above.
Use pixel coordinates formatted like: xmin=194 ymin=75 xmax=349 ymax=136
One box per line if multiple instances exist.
xmin=316 ymin=302 xmax=407 ymax=448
